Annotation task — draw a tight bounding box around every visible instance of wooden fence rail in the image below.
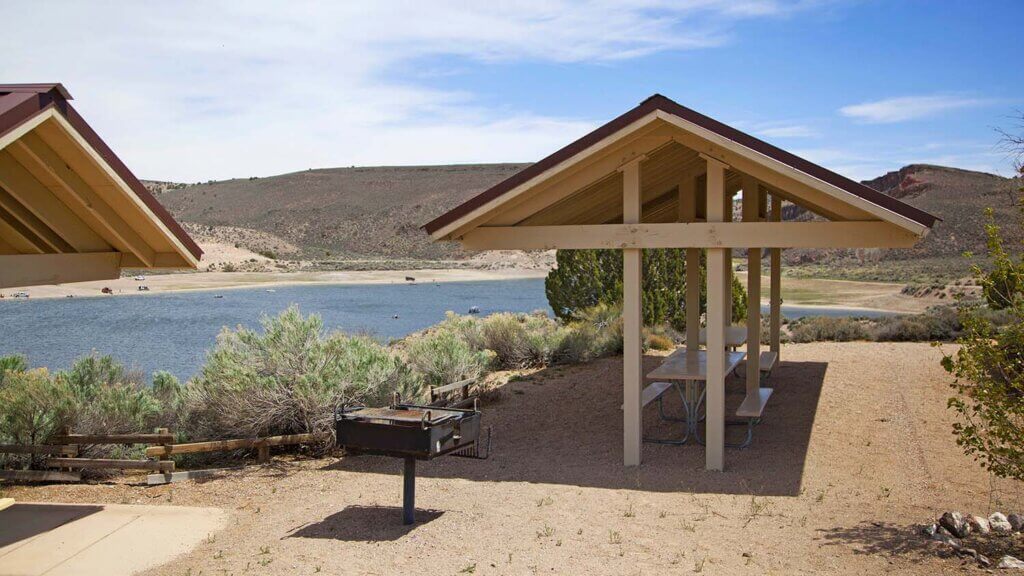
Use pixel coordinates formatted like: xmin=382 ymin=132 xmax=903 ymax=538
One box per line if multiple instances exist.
xmin=1 ymin=430 xmax=326 ymax=482
xmin=51 ymin=433 xmax=174 ymax=445
xmin=0 ymin=445 xmax=78 ymax=456
xmin=145 ymin=433 xmax=324 ymax=462
xmin=46 ymin=458 xmax=174 ymax=472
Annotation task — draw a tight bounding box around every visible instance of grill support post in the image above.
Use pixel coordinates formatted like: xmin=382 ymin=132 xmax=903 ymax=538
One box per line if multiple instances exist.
xmin=403 ymin=457 xmax=416 ymax=525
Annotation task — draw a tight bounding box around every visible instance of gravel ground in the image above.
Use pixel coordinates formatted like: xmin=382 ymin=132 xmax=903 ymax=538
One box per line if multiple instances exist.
xmin=6 ymin=342 xmax=1018 ymax=575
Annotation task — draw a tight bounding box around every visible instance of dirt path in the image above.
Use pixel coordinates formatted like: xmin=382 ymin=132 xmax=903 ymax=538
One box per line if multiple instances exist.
xmin=5 ymin=343 xmax=1011 ymax=575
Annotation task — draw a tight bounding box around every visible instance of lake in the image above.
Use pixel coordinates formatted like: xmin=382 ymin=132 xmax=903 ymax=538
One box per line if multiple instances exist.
xmin=0 ymin=279 xmax=895 ymax=380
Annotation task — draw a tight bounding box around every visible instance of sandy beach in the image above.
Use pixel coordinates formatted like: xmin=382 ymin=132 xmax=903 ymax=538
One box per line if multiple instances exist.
xmin=0 ymin=268 xmax=550 ymax=301
xmin=4 ymin=268 xmax=940 ymax=315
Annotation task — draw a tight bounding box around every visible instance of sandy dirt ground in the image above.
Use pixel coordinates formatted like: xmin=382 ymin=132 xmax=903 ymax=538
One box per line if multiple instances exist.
xmin=5 ymin=343 xmax=1017 ymax=575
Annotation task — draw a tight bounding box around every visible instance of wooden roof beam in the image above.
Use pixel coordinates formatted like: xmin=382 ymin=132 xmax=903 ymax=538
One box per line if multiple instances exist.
xmin=0 ymin=151 xmax=109 ymax=253
xmin=0 ymin=185 xmax=71 ymax=252
xmin=10 ymin=133 xmax=156 ymax=266
xmin=462 ymin=221 xmax=920 ymax=251
xmin=0 ymin=211 xmax=47 ymax=253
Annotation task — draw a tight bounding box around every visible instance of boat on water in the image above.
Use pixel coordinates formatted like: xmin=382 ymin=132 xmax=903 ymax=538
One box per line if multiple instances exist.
xmin=137 ymin=285 xmax=150 ymax=291
xmin=468 ymin=306 xmax=480 ymax=314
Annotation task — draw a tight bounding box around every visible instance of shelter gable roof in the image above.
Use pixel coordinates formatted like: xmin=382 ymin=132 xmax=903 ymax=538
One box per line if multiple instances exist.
xmin=423 ymin=94 xmax=939 ymax=237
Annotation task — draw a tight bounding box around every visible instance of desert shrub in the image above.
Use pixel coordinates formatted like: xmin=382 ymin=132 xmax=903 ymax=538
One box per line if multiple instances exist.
xmin=0 ymin=354 xmax=28 ymax=384
xmin=789 ymin=317 xmax=870 ymax=343
xmin=0 ymin=368 xmax=76 ymax=447
xmin=433 ymin=311 xmax=486 ymax=350
xmin=184 ymin=306 xmax=416 ymax=444
xmin=872 ymin=307 xmax=961 ymax=342
xmin=404 ymin=328 xmax=493 ymax=388
xmin=480 ymin=312 xmax=568 ymax=369
xmin=151 ymin=371 xmax=186 ymax=428
xmin=645 ymin=332 xmax=675 ymax=351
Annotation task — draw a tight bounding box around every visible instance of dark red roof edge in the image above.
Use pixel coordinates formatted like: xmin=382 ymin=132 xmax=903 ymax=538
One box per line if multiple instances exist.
xmin=0 ymin=84 xmax=202 ymax=261
xmin=422 ymin=94 xmax=940 ymax=235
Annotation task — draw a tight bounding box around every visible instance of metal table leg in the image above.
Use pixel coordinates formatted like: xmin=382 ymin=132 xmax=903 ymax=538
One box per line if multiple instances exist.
xmin=644 ymin=382 xmax=690 ymax=445
xmin=403 ymin=457 xmax=416 ymax=525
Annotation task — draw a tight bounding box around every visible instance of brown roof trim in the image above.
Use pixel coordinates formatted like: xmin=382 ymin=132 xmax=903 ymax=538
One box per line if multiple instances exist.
xmin=423 ymin=94 xmax=940 ymax=235
xmin=0 ymin=84 xmax=203 ymax=260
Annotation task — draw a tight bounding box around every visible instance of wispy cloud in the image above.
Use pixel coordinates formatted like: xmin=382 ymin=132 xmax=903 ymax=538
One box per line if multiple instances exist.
xmin=756 ymin=123 xmax=819 ymax=138
xmin=839 ymin=94 xmax=993 ymax=124
xmin=0 ymin=1 xmax=821 ymax=180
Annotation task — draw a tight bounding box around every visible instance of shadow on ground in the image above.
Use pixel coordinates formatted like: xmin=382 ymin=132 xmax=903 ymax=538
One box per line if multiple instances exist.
xmin=817 ymin=521 xmax=943 ymax=560
xmin=326 ymin=354 xmax=827 ymax=496
xmin=0 ymin=503 xmax=104 ymax=549
xmin=286 ymin=506 xmax=443 ymax=542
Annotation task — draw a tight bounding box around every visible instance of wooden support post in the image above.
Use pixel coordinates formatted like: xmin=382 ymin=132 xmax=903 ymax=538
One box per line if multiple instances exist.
xmin=155 ymin=428 xmax=171 ymax=463
xmin=621 ymin=158 xmax=643 ymax=467
xmin=679 ymin=175 xmax=700 ymax=351
xmin=704 ymin=156 xmax=728 ymax=471
xmin=257 ymin=442 xmax=270 ymax=464
xmin=770 ymin=195 xmax=782 ymax=359
xmin=723 ymin=185 xmax=733 ymax=326
xmin=743 ymin=176 xmax=762 ymax=399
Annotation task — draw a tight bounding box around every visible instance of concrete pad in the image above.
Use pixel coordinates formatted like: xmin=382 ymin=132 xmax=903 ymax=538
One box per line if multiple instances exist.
xmin=0 ymin=502 xmax=226 ymax=576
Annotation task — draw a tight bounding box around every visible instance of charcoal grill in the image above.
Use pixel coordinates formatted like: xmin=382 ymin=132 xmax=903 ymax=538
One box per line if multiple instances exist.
xmin=336 ymin=402 xmax=489 ymax=524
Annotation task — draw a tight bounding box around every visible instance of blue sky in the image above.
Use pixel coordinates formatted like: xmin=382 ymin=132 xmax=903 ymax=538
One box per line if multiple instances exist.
xmin=2 ymin=1 xmax=1020 ymax=182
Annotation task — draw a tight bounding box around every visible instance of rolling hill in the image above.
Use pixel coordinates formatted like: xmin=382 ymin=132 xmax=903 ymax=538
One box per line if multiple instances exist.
xmin=150 ymin=163 xmax=1022 ymax=280
xmin=152 ymin=164 xmax=528 ymax=261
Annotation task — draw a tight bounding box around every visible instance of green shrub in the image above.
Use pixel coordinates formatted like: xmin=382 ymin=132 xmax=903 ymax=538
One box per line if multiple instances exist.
xmin=789 ymin=317 xmax=870 ymax=343
xmin=185 ymin=306 xmax=416 ymax=444
xmin=480 ymin=312 xmax=568 ymax=369
xmin=404 ymin=329 xmax=493 ymax=389
xmin=0 ymin=354 xmax=28 ymax=385
xmin=0 ymin=368 xmax=76 ymax=447
xmin=545 ymin=249 xmax=749 ymax=329
xmin=944 ymin=189 xmax=1024 ymax=480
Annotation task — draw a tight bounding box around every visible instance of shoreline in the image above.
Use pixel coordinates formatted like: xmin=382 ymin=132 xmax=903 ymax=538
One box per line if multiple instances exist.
xmin=0 ymin=267 xmax=934 ymax=315
xmin=1 ymin=268 xmax=550 ymax=301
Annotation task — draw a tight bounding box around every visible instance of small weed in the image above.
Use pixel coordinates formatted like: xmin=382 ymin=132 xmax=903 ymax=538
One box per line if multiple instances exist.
xmin=555 ymin=539 xmax=562 ymax=547
xmin=259 ymin=546 xmax=270 ymax=555
xmin=213 ymin=550 xmax=223 ymax=560
xmin=536 ymin=524 xmax=554 ymax=538
xmin=814 ymin=490 xmax=826 ymax=503
xmin=694 ymin=556 xmax=706 ymax=573
xmin=623 ymin=503 xmax=635 ymax=518
xmin=577 ymin=528 xmax=583 ymax=535
xmin=315 ymin=567 xmax=321 ymax=573
xmin=878 ymin=486 xmax=891 ymax=499
xmin=206 ymin=534 xmax=217 ymax=544
xmin=536 ymin=496 xmax=553 ymax=507
xmin=258 ymin=558 xmax=272 ymax=567
xmin=744 ymin=496 xmax=772 ymax=527
xmin=659 ymin=510 xmax=667 ymax=519
xmin=608 ymin=530 xmax=622 ymax=545
xmin=459 ymin=564 xmax=476 ymax=574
